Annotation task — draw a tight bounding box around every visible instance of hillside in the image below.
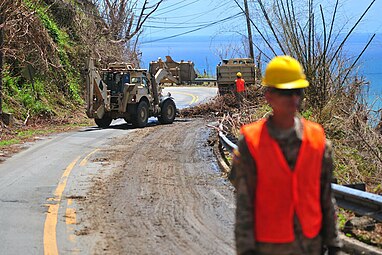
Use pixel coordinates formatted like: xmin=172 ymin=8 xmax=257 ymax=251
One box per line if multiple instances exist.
xmin=0 ymin=0 xmax=140 ymax=126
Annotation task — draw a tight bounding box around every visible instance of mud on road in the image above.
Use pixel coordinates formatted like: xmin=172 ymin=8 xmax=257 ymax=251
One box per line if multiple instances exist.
xmin=79 ymin=119 xmax=236 ymax=254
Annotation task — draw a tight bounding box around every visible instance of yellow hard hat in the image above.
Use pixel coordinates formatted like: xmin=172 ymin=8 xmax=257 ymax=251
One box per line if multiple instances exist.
xmin=236 ymin=72 xmax=242 ymax=77
xmin=262 ymin=56 xmax=309 ymax=89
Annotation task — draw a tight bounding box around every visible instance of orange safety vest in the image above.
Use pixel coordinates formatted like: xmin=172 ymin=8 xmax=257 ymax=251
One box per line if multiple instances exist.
xmin=235 ymin=78 xmax=245 ymax=92
xmin=241 ymin=118 xmax=325 ymax=243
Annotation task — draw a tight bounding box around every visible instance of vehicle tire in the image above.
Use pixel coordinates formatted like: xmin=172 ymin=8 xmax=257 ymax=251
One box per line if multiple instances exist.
xmin=158 ymin=99 xmax=176 ymax=124
xmin=132 ymin=101 xmax=149 ymax=128
xmin=123 ymin=117 xmax=131 ymax=124
xmin=95 ymin=116 xmax=112 ymax=128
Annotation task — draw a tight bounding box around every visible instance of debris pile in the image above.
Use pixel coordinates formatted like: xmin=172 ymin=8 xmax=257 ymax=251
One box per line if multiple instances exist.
xmin=179 ymin=86 xmax=265 ymax=118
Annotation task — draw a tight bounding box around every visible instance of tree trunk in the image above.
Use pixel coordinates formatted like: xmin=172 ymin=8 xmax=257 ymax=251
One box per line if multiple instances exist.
xmin=0 ymin=12 xmax=3 ymax=116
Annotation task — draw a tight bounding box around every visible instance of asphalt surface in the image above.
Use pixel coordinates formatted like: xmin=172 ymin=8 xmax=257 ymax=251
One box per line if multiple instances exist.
xmin=0 ymin=86 xmax=218 ymax=254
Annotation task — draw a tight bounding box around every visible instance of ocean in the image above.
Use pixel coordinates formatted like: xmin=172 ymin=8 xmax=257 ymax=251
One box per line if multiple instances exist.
xmin=140 ymin=33 xmax=381 ymax=108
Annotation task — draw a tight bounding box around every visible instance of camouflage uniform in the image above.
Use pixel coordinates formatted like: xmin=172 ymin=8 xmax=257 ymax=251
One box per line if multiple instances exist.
xmin=231 ymin=116 xmax=342 ymax=255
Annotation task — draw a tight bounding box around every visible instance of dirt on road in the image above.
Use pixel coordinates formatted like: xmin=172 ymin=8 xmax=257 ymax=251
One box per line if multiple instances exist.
xmin=79 ymin=119 xmax=236 ymax=255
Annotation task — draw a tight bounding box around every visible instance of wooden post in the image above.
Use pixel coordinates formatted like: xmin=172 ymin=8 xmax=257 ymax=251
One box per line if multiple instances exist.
xmin=244 ymin=0 xmax=254 ymax=60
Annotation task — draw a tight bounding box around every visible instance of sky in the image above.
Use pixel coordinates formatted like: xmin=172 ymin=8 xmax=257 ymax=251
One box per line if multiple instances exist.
xmin=137 ymin=0 xmax=382 ymax=84
xmin=139 ymin=0 xmax=382 ymax=65
xmin=140 ymin=0 xmax=382 ymax=43
xmin=134 ymin=0 xmax=382 ymax=107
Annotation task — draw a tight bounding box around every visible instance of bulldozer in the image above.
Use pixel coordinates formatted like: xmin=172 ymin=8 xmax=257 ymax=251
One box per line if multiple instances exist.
xmin=149 ymin=56 xmax=197 ymax=85
xmin=85 ymin=59 xmax=178 ymax=128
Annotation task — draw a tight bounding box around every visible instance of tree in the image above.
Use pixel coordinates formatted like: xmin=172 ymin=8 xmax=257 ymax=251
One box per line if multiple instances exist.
xmin=100 ymin=0 xmax=163 ymax=43
xmin=0 ymin=7 xmax=4 ymax=116
xmin=77 ymin=0 xmax=163 ymax=65
xmin=0 ymin=0 xmax=65 ymax=121
xmin=0 ymin=0 xmax=16 ymax=116
xmin=246 ymin=0 xmax=376 ymax=110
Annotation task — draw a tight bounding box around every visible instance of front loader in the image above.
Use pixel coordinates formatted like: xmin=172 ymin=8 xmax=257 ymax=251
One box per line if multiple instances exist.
xmin=85 ymin=59 xmax=177 ymax=128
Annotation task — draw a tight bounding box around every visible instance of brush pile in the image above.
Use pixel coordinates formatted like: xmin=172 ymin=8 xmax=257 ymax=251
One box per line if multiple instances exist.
xmin=179 ymin=85 xmax=265 ymax=118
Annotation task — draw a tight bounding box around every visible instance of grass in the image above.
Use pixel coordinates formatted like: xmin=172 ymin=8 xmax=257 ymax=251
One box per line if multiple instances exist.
xmin=0 ymin=128 xmax=55 ymax=148
xmin=0 ymin=112 xmax=93 ymax=150
xmin=0 ymin=139 xmax=21 ymax=147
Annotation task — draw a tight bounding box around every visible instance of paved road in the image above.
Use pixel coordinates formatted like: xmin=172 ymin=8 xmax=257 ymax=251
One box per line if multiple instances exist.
xmin=163 ymin=86 xmax=218 ymax=109
xmin=0 ymin=86 xmax=219 ymax=255
xmin=77 ymin=119 xmax=235 ymax=254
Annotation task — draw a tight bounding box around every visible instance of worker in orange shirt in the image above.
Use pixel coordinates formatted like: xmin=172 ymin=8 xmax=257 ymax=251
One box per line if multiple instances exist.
xmin=235 ymin=72 xmax=246 ymax=107
xmin=231 ymin=56 xmax=342 ymax=255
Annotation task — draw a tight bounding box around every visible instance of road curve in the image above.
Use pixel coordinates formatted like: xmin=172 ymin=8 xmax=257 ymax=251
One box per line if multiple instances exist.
xmin=0 ymin=122 xmax=139 ymax=254
xmin=77 ymin=119 xmax=236 ymax=254
xmin=0 ymin=86 xmax=233 ymax=254
xmin=163 ymin=86 xmax=218 ymax=109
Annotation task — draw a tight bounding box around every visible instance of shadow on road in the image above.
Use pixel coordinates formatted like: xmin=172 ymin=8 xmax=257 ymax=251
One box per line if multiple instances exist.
xmin=81 ymin=118 xmax=193 ymax=132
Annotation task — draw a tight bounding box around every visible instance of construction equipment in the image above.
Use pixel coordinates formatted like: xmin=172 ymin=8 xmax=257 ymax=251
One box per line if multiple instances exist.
xmin=85 ymin=59 xmax=177 ymax=128
xmin=149 ymin=56 xmax=197 ymax=85
xmin=216 ymin=58 xmax=257 ymax=94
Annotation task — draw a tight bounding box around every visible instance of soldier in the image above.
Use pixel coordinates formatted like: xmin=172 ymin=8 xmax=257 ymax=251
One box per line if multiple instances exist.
xmin=231 ymin=56 xmax=343 ymax=255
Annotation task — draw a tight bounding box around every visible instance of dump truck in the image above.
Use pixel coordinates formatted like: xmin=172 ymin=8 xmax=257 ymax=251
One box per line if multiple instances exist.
xmin=216 ymin=58 xmax=257 ymax=94
xmin=85 ymin=59 xmax=177 ymax=128
xmin=149 ymin=56 xmax=197 ymax=85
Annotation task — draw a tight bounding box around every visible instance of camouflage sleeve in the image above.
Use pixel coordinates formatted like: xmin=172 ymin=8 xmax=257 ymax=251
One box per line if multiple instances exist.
xmin=231 ymin=135 xmax=257 ymax=255
xmin=320 ymin=139 xmax=343 ymax=250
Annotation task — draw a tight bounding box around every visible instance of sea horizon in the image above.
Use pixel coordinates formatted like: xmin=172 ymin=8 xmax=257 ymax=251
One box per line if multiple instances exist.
xmin=140 ymin=33 xmax=381 ymax=107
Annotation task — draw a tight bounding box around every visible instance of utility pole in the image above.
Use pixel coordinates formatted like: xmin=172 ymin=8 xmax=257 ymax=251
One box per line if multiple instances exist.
xmin=243 ymin=0 xmax=254 ymax=60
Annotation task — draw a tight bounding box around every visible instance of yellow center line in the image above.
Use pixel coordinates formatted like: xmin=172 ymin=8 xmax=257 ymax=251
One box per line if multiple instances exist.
xmin=79 ymin=148 xmax=100 ymax=166
xmin=66 ymin=199 xmax=76 ymax=225
xmin=44 ymin=203 xmax=60 ymax=255
xmin=191 ymin=95 xmax=199 ymax=104
xmin=44 ymin=148 xmax=102 ymax=254
xmin=172 ymin=91 xmax=198 ymax=105
xmin=44 ymin=156 xmax=80 ymax=255
xmin=44 ymin=148 xmax=100 ymax=254
xmin=65 ymin=208 xmax=76 ymax=225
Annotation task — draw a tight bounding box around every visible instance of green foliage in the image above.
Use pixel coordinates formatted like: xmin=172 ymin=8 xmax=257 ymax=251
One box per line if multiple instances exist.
xmin=2 ymin=69 xmax=20 ymax=96
xmin=2 ymin=67 xmax=54 ymax=118
xmin=0 ymin=129 xmax=54 ymax=148
xmin=333 ymin=143 xmax=378 ymax=185
xmin=35 ymin=6 xmax=74 ymax=75
xmin=337 ymin=209 xmax=348 ymax=229
xmin=301 ymin=108 xmax=313 ymax=120
xmin=372 ymin=184 xmax=382 ymax=194
xmin=0 ymin=139 xmax=21 ymax=147
xmin=68 ymin=77 xmax=83 ymax=104
xmin=251 ymin=103 xmax=272 ymax=120
xmin=2 ymin=0 xmax=84 ymax=120
xmin=25 ymin=0 xmax=70 ymax=47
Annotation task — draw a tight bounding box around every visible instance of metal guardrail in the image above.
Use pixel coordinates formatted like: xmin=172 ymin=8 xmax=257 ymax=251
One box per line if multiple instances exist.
xmin=218 ymin=130 xmax=382 ymax=222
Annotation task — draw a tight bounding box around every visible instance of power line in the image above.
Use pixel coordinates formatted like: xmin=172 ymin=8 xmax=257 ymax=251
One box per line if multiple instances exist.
xmin=144 ymin=18 xmax=224 ymax=25
xmin=153 ymin=0 xmax=197 ymax=12
xmin=154 ymin=0 xmax=201 ymax=16
xmin=141 ymin=13 xmax=243 ymax=44
xmin=143 ymin=1 xmax=237 ymax=36
xmin=147 ymin=1 xmax=233 ymax=21
xmin=143 ymin=23 xmax=213 ymax=29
